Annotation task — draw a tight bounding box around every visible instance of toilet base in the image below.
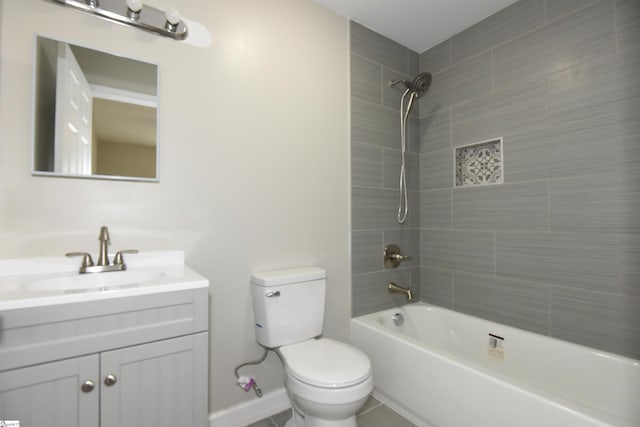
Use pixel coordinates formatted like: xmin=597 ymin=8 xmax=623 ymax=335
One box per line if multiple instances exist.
xmin=284 ymin=372 xmax=372 ymax=427
xmin=304 ymin=414 xmax=357 ymax=427
xmin=284 ymin=416 xmax=297 ymax=427
xmin=284 ymin=408 xmax=302 ymax=427
xmin=284 ymin=414 xmax=357 ymax=427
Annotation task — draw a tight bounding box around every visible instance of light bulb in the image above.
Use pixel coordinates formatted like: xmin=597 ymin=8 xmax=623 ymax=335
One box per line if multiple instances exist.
xmin=165 ymin=8 xmax=181 ymax=25
xmin=126 ymin=0 xmax=142 ymax=12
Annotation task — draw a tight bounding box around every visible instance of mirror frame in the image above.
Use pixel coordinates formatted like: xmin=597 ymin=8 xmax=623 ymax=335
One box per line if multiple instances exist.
xmin=30 ymin=34 xmax=161 ymax=182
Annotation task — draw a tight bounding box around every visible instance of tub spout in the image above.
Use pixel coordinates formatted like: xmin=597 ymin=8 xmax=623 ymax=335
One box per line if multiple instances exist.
xmin=388 ymin=282 xmax=413 ymax=302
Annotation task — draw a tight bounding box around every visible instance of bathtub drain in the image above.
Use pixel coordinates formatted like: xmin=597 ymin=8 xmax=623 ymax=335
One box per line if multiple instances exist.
xmin=392 ymin=313 xmax=404 ymax=326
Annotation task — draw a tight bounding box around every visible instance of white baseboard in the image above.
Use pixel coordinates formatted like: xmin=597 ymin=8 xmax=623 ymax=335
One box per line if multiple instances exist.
xmin=209 ymin=388 xmax=291 ymax=427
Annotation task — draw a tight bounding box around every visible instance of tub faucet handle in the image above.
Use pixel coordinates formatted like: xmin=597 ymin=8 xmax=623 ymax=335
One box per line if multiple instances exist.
xmin=384 ymin=244 xmax=412 ymax=268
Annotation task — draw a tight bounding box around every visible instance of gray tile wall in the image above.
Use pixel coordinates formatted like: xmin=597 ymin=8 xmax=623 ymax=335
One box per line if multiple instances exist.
xmin=350 ymin=22 xmax=421 ymax=317
xmin=417 ymin=0 xmax=640 ymax=359
xmin=350 ymin=0 xmax=639 ymax=359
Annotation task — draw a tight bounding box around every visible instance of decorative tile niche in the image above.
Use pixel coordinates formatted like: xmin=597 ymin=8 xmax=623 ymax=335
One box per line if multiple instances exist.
xmin=455 ymin=137 xmax=503 ymax=187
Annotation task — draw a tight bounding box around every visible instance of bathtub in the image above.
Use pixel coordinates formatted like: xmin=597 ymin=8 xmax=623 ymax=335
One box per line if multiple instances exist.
xmin=351 ymin=303 xmax=640 ymax=427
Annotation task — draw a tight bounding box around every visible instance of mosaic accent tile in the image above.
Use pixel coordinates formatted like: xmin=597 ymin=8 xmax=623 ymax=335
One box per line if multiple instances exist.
xmin=455 ymin=138 xmax=503 ymax=187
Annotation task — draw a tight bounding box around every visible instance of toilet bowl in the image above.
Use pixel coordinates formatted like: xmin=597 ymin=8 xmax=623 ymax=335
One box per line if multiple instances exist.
xmin=280 ymin=338 xmax=373 ymax=427
xmin=250 ymin=267 xmax=373 ymax=427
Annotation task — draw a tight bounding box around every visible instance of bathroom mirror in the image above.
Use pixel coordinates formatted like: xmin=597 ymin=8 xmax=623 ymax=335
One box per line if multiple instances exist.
xmin=32 ymin=36 xmax=159 ymax=181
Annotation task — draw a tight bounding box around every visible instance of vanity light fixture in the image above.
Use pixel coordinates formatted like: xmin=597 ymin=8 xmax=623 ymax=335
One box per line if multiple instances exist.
xmin=126 ymin=0 xmax=142 ymax=19
xmin=47 ymin=0 xmax=188 ymax=40
xmin=164 ymin=7 xmax=181 ymax=32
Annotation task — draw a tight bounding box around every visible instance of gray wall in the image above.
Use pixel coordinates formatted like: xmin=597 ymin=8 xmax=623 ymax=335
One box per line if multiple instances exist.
xmin=350 ymin=22 xmax=422 ymax=316
xmin=351 ymin=0 xmax=640 ymax=359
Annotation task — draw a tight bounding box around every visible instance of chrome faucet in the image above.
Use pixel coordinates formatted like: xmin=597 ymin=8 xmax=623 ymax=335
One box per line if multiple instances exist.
xmin=97 ymin=226 xmax=110 ymax=267
xmin=388 ymin=282 xmax=413 ymax=302
xmin=66 ymin=226 xmax=138 ymax=274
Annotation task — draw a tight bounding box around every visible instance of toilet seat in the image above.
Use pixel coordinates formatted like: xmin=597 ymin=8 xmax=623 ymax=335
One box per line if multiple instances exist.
xmin=280 ymin=338 xmax=371 ymax=389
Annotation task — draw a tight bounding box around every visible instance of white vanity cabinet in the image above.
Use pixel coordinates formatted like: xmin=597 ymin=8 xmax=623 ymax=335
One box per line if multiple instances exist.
xmin=0 ymin=286 xmax=209 ymax=427
xmin=0 ymin=354 xmax=99 ymax=426
xmin=100 ymin=333 xmax=208 ymax=427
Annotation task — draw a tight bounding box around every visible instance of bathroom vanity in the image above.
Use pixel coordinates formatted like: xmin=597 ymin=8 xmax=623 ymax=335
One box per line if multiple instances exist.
xmin=0 ymin=251 xmax=209 ymax=427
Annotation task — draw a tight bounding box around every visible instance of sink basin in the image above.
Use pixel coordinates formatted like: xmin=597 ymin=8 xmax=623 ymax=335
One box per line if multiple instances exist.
xmin=24 ymin=270 xmax=164 ymax=291
xmin=0 ymin=251 xmax=209 ymax=311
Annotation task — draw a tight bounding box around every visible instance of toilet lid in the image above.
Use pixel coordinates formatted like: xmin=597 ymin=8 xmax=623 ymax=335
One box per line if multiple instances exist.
xmin=280 ymin=338 xmax=371 ymax=388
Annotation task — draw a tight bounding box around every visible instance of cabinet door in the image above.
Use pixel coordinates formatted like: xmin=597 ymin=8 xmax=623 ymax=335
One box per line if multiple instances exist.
xmin=100 ymin=332 xmax=208 ymax=427
xmin=0 ymin=354 xmax=99 ymax=427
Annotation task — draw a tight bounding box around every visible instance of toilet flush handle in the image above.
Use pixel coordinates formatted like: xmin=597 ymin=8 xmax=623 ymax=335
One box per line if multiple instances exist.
xmin=265 ymin=291 xmax=280 ymax=298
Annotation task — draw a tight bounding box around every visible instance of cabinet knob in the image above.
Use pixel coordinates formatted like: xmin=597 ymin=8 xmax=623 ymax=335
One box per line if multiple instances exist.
xmin=81 ymin=380 xmax=95 ymax=393
xmin=104 ymin=374 xmax=117 ymax=386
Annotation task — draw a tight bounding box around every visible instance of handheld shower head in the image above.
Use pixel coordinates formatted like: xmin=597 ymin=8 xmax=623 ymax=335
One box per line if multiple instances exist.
xmin=388 ymin=71 xmax=433 ymax=224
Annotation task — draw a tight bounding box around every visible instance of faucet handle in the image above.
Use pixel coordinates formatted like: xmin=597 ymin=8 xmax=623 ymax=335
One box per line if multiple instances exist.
xmin=113 ymin=249 xmax=138 ymax=266
xmin=66 ymin=252 xmax=95 ymax=268
xmin=384 ymin=244 xmax=412 ymax=268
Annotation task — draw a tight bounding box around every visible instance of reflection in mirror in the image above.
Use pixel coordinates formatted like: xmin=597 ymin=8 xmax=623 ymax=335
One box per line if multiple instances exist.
xmin=33 ymin=36 xmax=159 ymax=181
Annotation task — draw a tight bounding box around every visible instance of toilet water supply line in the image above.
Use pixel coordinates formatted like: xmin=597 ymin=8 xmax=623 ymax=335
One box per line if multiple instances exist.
xmin=234 ymin=347 xmax=268 ymax=397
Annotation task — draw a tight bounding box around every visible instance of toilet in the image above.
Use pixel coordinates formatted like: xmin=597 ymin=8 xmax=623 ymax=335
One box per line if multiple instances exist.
xmin=250 ymin=267 xmax=373 ymax=427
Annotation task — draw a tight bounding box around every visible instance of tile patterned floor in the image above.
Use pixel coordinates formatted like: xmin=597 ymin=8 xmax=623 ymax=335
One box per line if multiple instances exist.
xmin=247 ymin=396 xmax=416 ymax=427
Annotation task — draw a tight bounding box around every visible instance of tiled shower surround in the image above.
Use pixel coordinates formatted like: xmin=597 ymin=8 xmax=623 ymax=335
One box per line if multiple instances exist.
xmin=351 ymin=0 xmax=640 ymax=359
xmin=351 ymin=22 xmax=422 ymax=316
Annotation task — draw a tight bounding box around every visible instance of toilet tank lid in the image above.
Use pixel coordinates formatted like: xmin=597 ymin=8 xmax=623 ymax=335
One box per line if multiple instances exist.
xmin=251 ymin=267 xmax=326 ymax=286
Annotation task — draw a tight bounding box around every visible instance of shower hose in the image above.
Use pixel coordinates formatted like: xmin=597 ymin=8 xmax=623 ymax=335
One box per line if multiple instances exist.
xmin=397 ymin=88 xmax=417 ymax=224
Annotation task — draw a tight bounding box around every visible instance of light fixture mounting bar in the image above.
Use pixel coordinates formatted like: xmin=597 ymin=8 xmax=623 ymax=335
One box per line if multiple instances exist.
xmin=47 ymin=0 xmax=188 ymax=40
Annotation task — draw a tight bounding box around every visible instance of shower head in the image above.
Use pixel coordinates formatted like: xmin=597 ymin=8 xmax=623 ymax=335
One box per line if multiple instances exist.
xmin=388 ymin=72 xmax=432 ymax=99
xmin=410 ymin=72 xmax=432 ymax=99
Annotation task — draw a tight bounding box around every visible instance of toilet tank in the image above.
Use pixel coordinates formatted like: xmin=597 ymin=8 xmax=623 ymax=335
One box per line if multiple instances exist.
xmin=250 ymin=267 xmax=326 ymax=348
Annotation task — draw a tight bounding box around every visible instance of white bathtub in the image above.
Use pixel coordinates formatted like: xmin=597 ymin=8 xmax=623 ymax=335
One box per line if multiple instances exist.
xmin=351 ymin=303 xmax=640 ymax=427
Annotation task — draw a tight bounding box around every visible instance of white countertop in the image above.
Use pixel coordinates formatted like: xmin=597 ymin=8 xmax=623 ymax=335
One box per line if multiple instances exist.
xmin=0 ymin=251 xmax=209 ymax=311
